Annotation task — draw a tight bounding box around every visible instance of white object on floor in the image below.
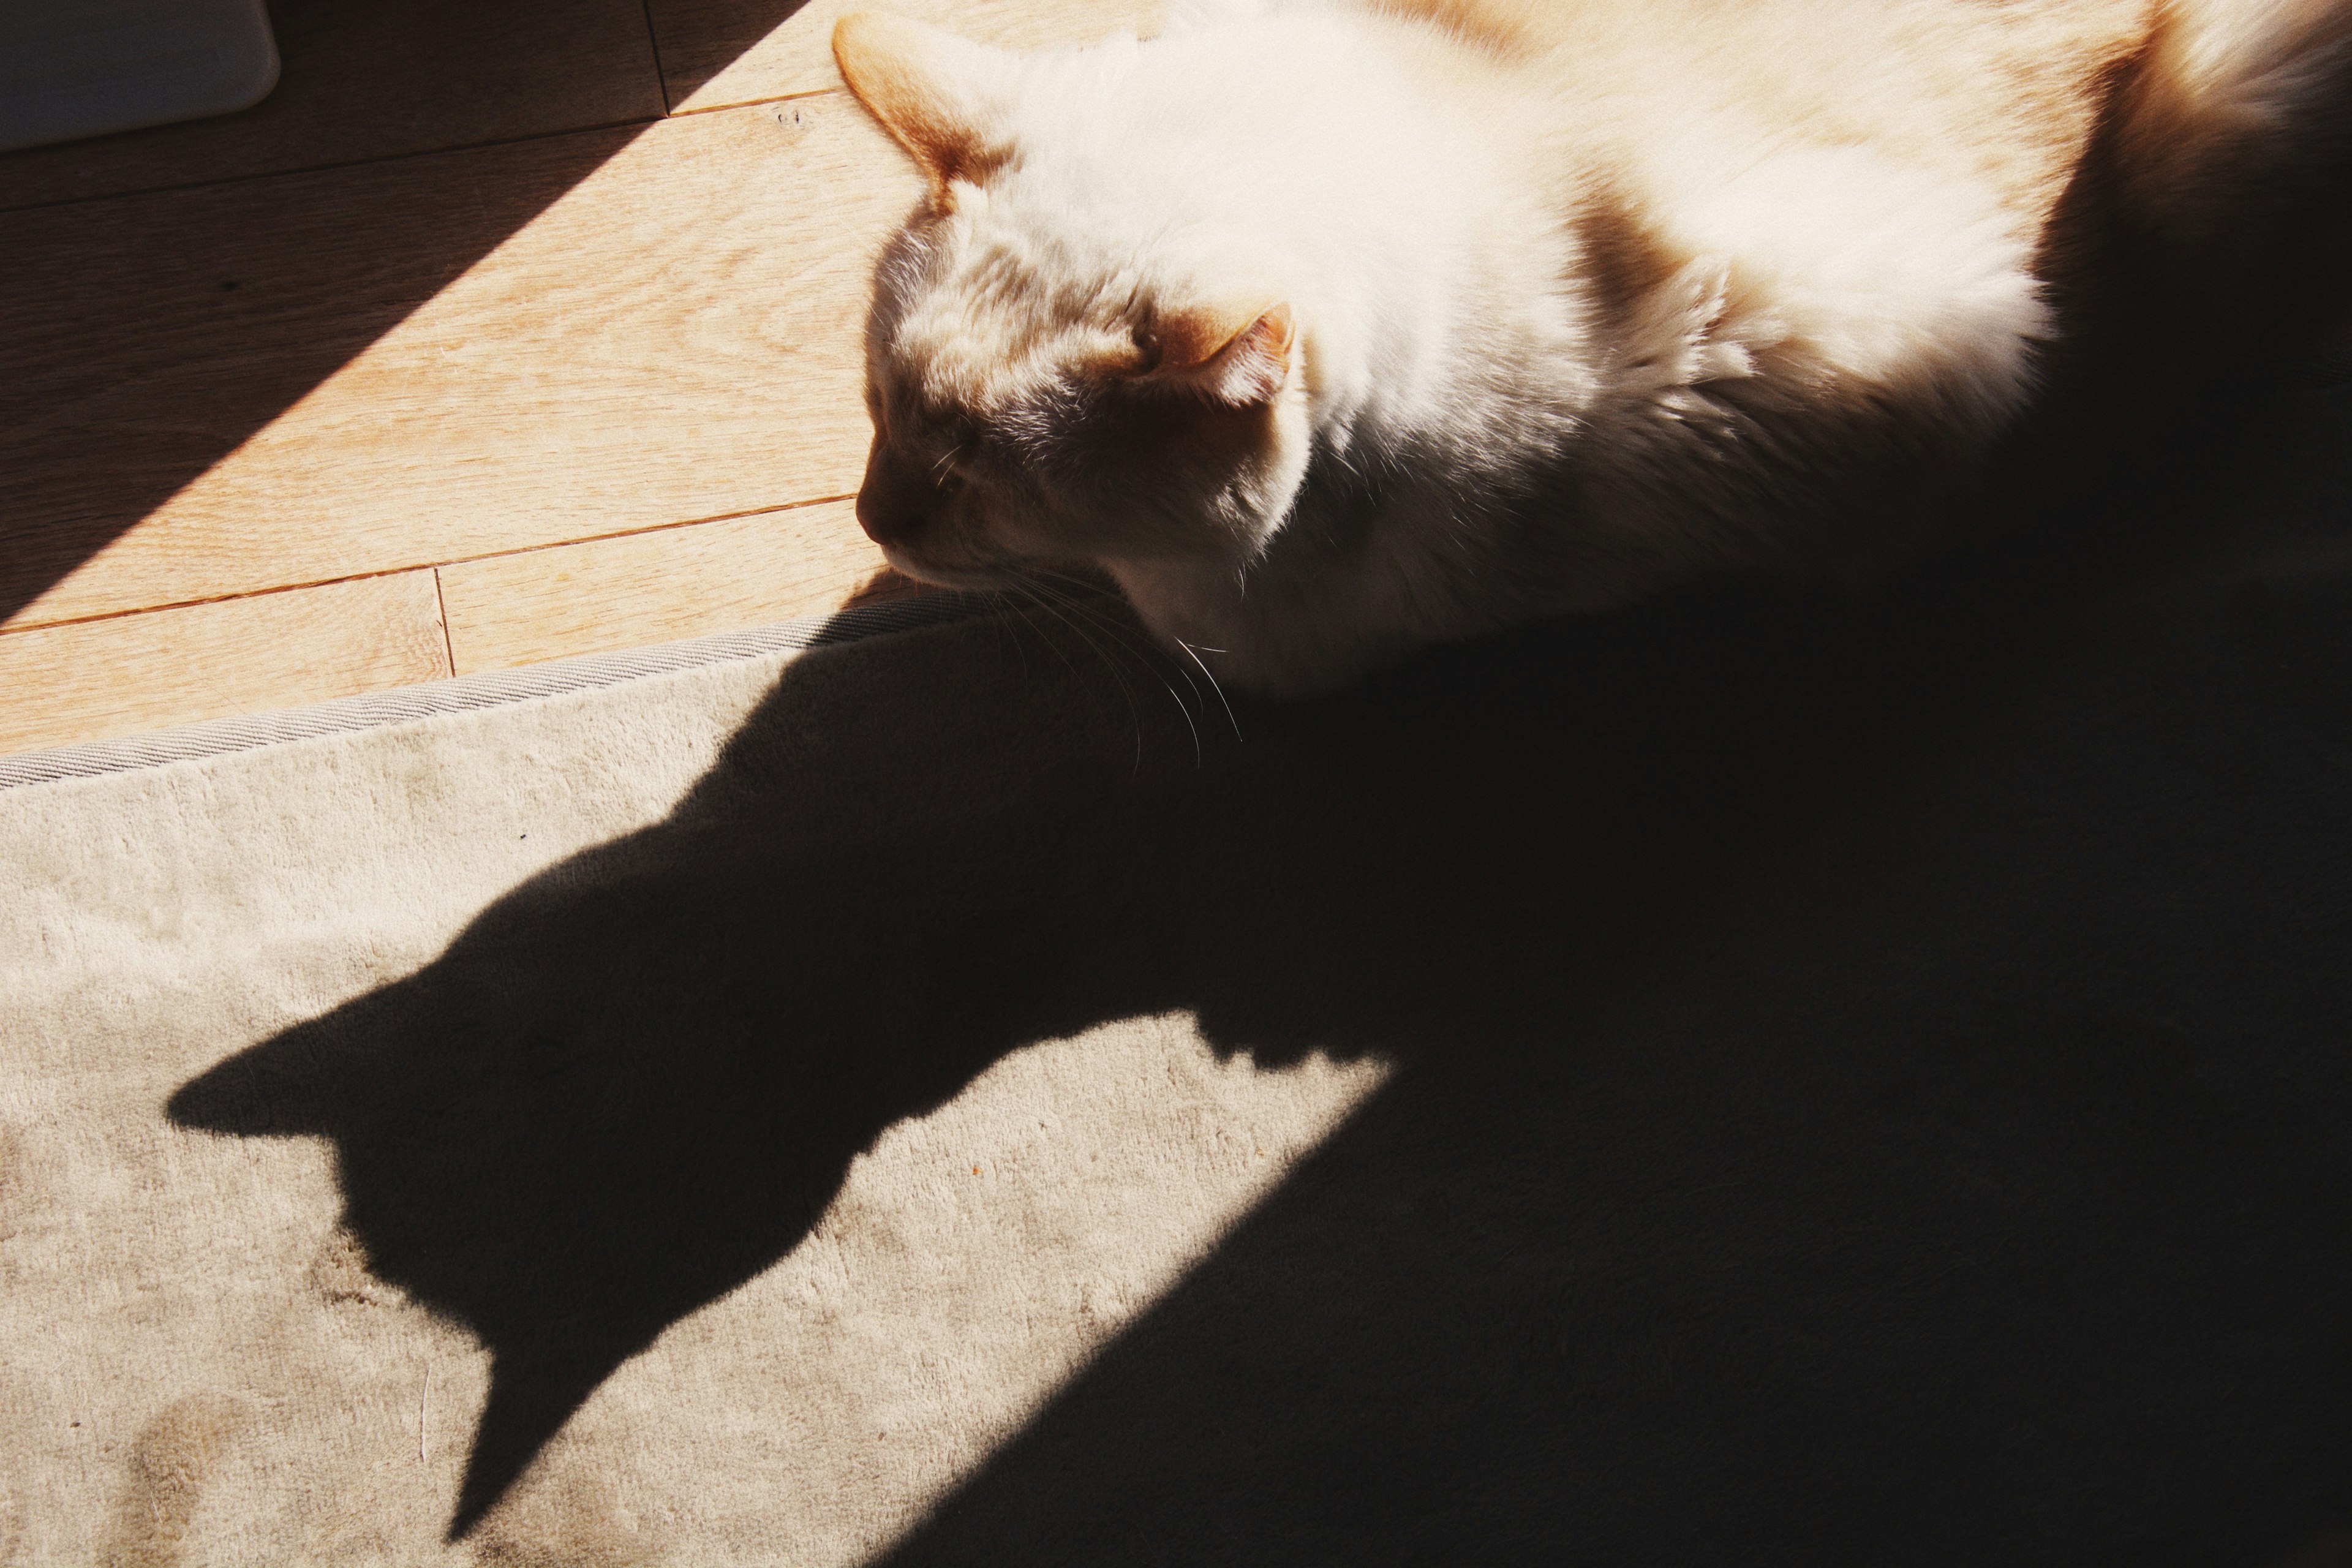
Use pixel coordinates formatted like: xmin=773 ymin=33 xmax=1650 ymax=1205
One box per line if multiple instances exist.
xmin=0 ymin=0 xmax=277 ymax=155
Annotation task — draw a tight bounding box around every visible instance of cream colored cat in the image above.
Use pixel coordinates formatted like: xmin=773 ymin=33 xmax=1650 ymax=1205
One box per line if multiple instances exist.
xmin=834 ymin=0 xmax=2351 ymax=696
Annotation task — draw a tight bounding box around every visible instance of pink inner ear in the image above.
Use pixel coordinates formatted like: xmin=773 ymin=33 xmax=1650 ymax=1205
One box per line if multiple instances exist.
xmin=1212 ymin=309 xmax=1294 ymax=403
xmin=1152 ymin=304 xmax=1294 ymax=405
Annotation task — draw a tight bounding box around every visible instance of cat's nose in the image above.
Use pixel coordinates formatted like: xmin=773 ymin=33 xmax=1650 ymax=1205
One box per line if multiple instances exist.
xmin=854 ymin=442 xmax=933 ymax=546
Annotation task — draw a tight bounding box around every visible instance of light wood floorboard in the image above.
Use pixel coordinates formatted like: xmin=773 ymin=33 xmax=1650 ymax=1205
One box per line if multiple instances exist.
xmin=438 ymin=502 xmax=885 ymax=673
xmin=1 ymin=0 xmax=1172 ymax=758
xmin=4 ymin=118 xmax=632 ymax=630
xmin=4 ymin=96 xmax=917 ymax=633
xmin=0 ymin=573 xmax=451 ymax=756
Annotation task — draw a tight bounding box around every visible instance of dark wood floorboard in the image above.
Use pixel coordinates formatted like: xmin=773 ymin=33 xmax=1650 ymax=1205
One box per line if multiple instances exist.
xmin=0 ymin=0 xmax=666 ymax=212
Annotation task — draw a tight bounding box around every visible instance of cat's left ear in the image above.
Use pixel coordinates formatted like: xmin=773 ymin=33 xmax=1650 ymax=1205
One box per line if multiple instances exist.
xmin=833 ymin=13 xmax=1017 ymax=192
xmin=1145 ymin=302 xmax=1295 ymax=405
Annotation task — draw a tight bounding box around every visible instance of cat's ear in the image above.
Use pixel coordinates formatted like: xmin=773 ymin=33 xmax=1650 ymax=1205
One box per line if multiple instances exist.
xmin=1145 ymin=301 xmax=1295 ymax=405
xmin=833 ymin=13 xmax=1016 ymax=192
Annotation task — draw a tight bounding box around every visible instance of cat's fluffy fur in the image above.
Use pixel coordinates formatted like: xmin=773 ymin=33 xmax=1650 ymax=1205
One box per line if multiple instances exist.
xmin=835 ymin=0 xmax=2352 ymax=696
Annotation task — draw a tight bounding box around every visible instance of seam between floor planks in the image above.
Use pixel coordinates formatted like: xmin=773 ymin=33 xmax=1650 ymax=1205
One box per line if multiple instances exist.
xmin=0 ymin=115 xmax=677 ymax=219
xmin=1 ymin=0 xmax=1163 ymax=754
xmin=4 ymin=94 xmax=917 ymax=632
xmin=0 ymin=506 xmax=893 ymax=755
xmin=0 ymin=573 xmax=454 ymax=758
xmin=1 ymin=494 xmax=859 ymax=638
xmin=0 ymin=0 xmax=671 ymax=211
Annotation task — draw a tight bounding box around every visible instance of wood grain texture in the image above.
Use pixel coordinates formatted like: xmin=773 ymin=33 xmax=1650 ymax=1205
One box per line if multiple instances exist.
xmin=0 ymin=573 xmax=450 ymax=756
xmin=650 ymin=0 xmax=1164 ymax=113
xmin=438 ymin=502 xmax=889 ymax=672
xmin=2 ymin=96 xmax=920 ymax=633
xmin=0 ymin=119 xmax=640 ymax=630
xmin=0 ymin=0 xmax=666 ymax=213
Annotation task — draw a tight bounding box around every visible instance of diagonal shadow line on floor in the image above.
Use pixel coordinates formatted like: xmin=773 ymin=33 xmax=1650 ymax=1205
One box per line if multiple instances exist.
xmin=0 ymin=0 xmax=820 ymax=630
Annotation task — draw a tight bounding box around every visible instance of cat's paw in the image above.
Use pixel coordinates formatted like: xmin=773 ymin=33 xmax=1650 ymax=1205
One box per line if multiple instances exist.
xmin=1615 ymin=257 xmax=1758 ymax=418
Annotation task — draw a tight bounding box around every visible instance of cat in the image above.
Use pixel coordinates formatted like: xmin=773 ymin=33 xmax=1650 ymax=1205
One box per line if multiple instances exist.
xmin=832 ymin=0 xmax=2352 ymax=697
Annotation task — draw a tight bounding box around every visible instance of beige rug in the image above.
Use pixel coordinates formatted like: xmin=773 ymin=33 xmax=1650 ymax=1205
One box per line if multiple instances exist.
xmin=6 ymin=360 xmax=2352 ymax=1565
xmin=1 ymin=601 xmax=1393 ymax=1564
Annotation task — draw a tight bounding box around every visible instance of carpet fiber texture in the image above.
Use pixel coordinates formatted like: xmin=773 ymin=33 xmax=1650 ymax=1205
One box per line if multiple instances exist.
xmin=6 ymin=360 xmax=2352 ymax=1564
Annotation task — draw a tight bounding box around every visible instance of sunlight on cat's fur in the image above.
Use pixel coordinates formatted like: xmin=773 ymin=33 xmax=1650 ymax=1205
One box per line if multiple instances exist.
xmin=835 ymin=0 xmax=2352 ymax=696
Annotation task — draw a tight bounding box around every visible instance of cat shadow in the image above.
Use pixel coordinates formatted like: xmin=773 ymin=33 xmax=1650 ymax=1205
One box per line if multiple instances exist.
xmin=166 ymin=356 xmax=2352 ymax=1545
xmin=873 ymin=360 xmax=2352 ymax=1565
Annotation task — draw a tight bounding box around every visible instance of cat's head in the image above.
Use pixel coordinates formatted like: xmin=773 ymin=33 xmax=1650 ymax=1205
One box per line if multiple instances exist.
xmin=833 ymin=13 xmax=1315 ymax=587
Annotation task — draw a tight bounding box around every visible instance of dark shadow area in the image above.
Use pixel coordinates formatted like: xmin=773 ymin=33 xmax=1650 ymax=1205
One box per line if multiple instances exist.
xmin=0 ymin=0 xmax=665 ymax=213
xmin=169 ymin=334 xmax=2352 ymax=1553
xmin=647 ymin=0 xmax=820 ymax=105
xmin=0 ymin=0 xmax=815 ymax=627
xmin=885 ymin=382 xmax=2352 ymax=1566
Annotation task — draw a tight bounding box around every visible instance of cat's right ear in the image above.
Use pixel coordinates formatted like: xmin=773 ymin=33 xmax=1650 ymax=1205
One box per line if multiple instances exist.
xmin=833 ymin=13 xmax=1016 ymax=194
xmin=1144 ymin=301 xmax=1295 ymax=405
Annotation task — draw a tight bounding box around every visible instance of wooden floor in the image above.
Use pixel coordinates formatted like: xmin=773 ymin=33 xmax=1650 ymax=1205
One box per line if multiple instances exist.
xmin=0 ymin=0 xmax=1158 ymax=757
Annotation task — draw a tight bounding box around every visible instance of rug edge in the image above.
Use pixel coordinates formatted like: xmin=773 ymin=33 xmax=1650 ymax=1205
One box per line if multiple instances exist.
xmin=0 ymin=592 xmax=989 ymax=792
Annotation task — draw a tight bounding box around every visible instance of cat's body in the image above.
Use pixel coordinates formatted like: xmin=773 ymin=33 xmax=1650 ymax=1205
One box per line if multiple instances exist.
xmin=835 ymin=0 xmax=2352 ymax=696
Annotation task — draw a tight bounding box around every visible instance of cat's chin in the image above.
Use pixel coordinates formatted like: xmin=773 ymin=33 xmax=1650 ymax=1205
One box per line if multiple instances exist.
xmin=1105 ymin=557 xmax=1396 ymax=703
xmin=872 ymin=546 xmax=1022 ymax=595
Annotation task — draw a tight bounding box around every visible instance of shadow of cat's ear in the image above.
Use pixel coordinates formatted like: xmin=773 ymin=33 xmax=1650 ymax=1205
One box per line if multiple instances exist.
xmin=832 ymin=12 xmax=1017 ymax=193
xmin=168 ymin=1024 xmax=343 ymax=1138
xmin=165 ymin=982 xmax=422 ymax=1139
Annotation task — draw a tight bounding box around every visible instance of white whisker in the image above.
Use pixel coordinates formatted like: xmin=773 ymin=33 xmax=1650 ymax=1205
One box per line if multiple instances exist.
xmin=1175 ymin=639 xmax=1243 ymax=742
xmin=1013 ymin=579 xmax=1147 ymax=772
xmin=1025 ymin=573 xmax=1202 ymax=766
